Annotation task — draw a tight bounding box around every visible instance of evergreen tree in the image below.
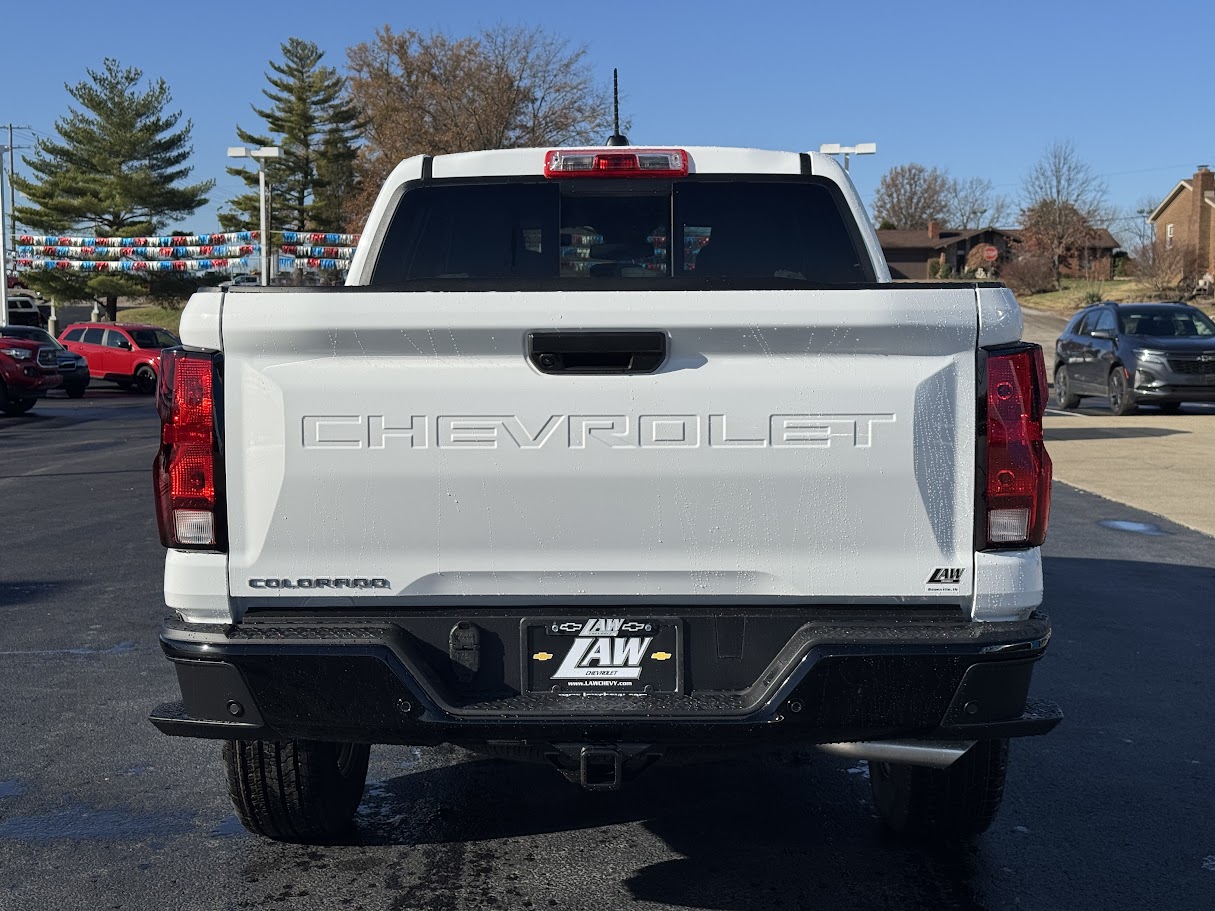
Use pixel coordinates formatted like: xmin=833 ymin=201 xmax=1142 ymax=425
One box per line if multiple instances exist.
xmin=12 ymin=59 xmax=213 ymax=320
xmin=219 ymin=38 xmax=362 ymax=235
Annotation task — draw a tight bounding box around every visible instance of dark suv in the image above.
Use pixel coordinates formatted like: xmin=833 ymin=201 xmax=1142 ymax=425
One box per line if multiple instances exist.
xmin=1054 ymin=302 xmax=1215 ymax=414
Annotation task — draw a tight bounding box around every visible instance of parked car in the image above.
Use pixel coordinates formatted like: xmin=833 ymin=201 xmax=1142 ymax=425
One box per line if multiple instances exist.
xmin=4 ymin=294 xmax=47 ymax=328
xmin=1055 ymin=302 xmax=1215 ymax=415
xmin=58 ymin=322 xmax=180 ymax=394
xmin=219 ymin=273 xmax=259 ymax=289
xmin=0 ymin=325 xmax=90 ymax=397
xmin=0 ymin=336 xmax=63 ymax=415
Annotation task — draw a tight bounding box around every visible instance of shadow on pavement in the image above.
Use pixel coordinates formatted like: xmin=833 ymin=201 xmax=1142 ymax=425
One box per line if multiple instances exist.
xmin=335 ymin=752 xmax=990 ymax=911
xmin=1044 ymin=426 xmax=1186 ymax=442
xmin=0 ymin=579 xmax=81 ymax=607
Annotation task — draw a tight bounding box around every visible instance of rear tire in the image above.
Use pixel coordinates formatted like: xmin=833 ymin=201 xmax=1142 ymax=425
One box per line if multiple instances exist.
xmin=869 ymin=739 xmax=1009 ymax=840
xmin=1108 ymin=368 xmax=1137 ymax=416
xmin=223 ymin=739 xmax=370 ymax=843
xmin=1054 ymin=367 xmax=1081 ymax=409
xmin=134 ymin=365 xmax=157 ymax=395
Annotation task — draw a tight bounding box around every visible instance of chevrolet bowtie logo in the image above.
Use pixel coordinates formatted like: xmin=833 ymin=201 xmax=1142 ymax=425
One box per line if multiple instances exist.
xmin=533 ymin=652 xmax=554 ymax=661
xmin=652 ymin=652 xmax=672 ymax=661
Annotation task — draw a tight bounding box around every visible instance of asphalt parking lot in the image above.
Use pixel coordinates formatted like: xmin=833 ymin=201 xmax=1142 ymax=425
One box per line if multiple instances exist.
xmin=1023 ymin=308 xmax=1215 ymax=536
xmin=1 ymin=364 xmax=1214 ymax=911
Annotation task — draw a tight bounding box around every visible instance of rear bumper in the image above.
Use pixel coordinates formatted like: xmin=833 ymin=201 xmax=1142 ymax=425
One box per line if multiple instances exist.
xmin=151 ymin=610 xmax=1060 ymax=747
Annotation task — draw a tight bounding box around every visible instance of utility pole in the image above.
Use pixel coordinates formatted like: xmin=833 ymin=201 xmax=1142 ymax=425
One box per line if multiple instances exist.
xmin=4 ymin=124 xmax=31 ymax=246
xmin=0 ymin=143 xmax=8 ymax=321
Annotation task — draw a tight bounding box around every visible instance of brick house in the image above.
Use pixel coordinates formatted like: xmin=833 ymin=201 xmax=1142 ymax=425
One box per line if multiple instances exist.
xmin=1148 ymin=165 xmax=1215 ymax=274
xmin=878 ymin=223 xmax=1015 ymax=279
xmin=1003 ymin=227 xmax=1121 ymax=280
xmin=879 ymin=223 xmax=1119 ymax=280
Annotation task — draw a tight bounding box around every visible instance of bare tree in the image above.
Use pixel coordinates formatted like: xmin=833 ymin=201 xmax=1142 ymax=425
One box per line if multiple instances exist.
xmin=1131 ymin=241 xmax=1200 ymax=297
xmin=1113 ymin=194 xmax=1161 ymax=251
xmin=946 ymin=176 xmax=1009 ymax=229
xmin=872 ymin=163 xmax=951 ymax=229
xmin=345 ymin=25 xmax=615 ymax=223
xmin=1019 ymin=140 xmax=1111 ymax=282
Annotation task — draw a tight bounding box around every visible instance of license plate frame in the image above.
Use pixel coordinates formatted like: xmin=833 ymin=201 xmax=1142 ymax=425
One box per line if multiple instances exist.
xmin=522 ymin=617 xmax=682 ymax=694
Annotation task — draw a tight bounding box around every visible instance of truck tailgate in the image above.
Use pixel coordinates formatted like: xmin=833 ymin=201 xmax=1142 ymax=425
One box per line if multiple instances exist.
xmin=221 ymin=287 xmax=977 ymax=604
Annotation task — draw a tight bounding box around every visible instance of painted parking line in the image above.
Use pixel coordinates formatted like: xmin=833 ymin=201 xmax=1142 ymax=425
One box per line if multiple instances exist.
xmin=1045 ymin=408 xmax=1092 ymax=418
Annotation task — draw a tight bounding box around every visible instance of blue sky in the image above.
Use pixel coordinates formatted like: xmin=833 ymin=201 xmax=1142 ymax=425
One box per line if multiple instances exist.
xmin=4 ymin=0 xmax=1211 ymax=243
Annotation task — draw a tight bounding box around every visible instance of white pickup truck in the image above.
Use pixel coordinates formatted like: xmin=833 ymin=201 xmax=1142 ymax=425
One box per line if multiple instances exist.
xmin=150 ymin=145 xmax=1060 ymax=843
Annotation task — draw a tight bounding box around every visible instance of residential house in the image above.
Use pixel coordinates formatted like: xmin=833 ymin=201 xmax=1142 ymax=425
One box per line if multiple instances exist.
xmin=1003 ymin=227 xmax=1121 ymax=280
xmin=1148 ymin=165 xmax=1215 ymax=274
xmin=878 ymin=223 xmax=1120 ymax=281
xmin=878 ymin=223 xmax=1015 ymax=280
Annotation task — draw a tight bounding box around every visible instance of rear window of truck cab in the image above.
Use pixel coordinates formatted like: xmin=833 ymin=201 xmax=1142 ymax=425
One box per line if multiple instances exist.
xmin=369 ymin=178 xmax=875 ymax=287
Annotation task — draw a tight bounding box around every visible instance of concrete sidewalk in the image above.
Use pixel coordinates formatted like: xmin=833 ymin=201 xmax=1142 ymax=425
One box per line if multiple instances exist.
xmin=1021 ymin=307 xmax=1215 ymax=538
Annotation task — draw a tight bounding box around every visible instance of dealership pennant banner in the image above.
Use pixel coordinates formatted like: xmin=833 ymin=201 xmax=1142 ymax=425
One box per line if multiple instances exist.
xmin=279 ymin=245 xmax=354 ymax=259
xmin=278 ymin=255 xmax=346 ymax=270
xmin=281 ymin=231 xmax=360 ymax=245
xmin=15 ymin=232 xmax=259 ymax=247
xmin=16 ymin=245 xmax=257 ymax=259
xmin=14 ymin=257 xmax=251 ymax=272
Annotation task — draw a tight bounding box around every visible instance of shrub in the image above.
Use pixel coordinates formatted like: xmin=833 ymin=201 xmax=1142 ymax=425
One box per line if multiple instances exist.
xmin=1000 ymin=254 xmax=1056 ymax=295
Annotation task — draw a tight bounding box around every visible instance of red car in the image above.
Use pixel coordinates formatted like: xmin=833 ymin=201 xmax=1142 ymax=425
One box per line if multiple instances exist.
xmin=59 ymin=323 xmax=180 ymax=394
xmin=0 ymin=336 xmax=64 ymax=415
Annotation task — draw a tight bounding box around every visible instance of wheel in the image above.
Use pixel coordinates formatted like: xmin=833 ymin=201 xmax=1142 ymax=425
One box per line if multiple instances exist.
xmin=1157 ymin=401 xmax=1182 ymax=414
xmin=1107 ymin=367 xmax=1137 ymax=415
xmin=65 ymin=383 xmax=87 ymax=399
xmin=134 ymin=365 xmax=157 ymax=395
xmin=1053 ymin=367 xmax=1080 ymax=409
xmin=0 ymin=384 xmax=36 ymax=415
xmin=870 ymin=739 xmax=1009 ymax=840
xmin=223 ymin=739 xmax=369 ymax=843
xmin=2 ymin=399 xmax=36 ymax=416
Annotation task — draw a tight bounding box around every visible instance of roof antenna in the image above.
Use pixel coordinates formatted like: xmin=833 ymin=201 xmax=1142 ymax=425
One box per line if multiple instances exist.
xmin=606 ymin=68 xmax=628 ymax=146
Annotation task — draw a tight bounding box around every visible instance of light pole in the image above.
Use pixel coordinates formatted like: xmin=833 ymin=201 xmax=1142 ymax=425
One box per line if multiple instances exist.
xmin=0 ymin=144 xmax=9 ymax=321
xmin=819 ymin=142 xmax=877 ymax=173
xmin=227 ymin=145 xmax=282 ymax=286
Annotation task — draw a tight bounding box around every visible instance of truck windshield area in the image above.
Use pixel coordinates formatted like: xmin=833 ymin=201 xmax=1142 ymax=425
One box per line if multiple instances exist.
xmin=370 ymin=179 xmax=873 ymax=286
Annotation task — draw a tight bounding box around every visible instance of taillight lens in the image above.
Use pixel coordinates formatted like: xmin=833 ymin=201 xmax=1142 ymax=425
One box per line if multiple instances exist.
xmin=153 ymin=348 xmax=225 ymax=550
xmin=544 ymin=148 xmax=689 ymax=178
xmin=984 ymin=345 xmax=1052 ymax=548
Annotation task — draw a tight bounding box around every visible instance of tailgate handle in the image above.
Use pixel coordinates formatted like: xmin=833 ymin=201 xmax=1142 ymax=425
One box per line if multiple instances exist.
xmin=527 ymin=331 xmax=666 ymax=375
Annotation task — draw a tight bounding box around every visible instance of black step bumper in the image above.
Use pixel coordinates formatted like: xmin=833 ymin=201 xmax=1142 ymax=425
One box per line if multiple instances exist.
xmin=150 ymin=610 xmax=1061 ymax=747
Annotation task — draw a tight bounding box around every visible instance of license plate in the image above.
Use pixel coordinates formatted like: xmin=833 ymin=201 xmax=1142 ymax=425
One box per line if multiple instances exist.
xmin=523 ymin=618 xmax=680 ymax=693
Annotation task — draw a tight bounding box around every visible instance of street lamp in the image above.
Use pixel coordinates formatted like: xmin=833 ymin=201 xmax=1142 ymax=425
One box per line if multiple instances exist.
xmin=227 ymin=145 xmax=282 ymax=286
xmin=819 ymin=142 xmax=877 ymax=173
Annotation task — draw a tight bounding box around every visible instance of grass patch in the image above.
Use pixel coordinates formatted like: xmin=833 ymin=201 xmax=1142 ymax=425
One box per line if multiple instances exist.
xmin=117 ymin=305 xmax=183 ymax=333
xmin=1017 ymin=278 xmax=1157 ymax=313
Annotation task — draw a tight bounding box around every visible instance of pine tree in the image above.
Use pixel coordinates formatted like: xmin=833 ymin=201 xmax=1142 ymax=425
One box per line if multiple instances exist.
xmin=12 ymin=59 xmax=213 ymax=320
xmin=219 ymin=38 xmax=362 ymax=235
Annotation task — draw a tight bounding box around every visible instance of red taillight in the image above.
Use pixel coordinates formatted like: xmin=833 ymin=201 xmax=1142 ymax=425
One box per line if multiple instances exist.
xmin=544 ymin=148 xmax=689 ymax=179
xmin=154 ymin=348 xmax=225 ymax=550
xmin=984 ymin=345 xmax=1052 ymax=548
